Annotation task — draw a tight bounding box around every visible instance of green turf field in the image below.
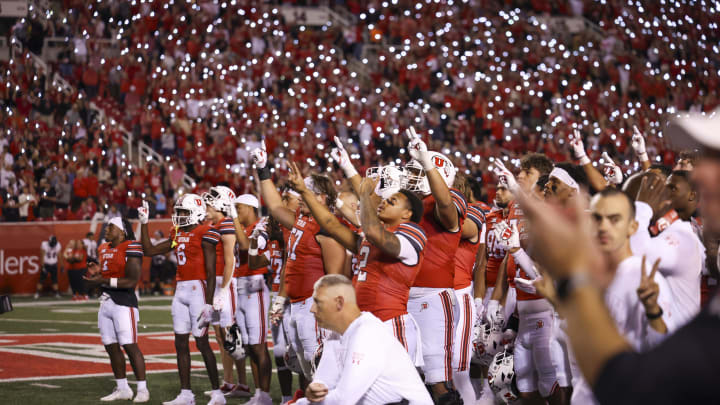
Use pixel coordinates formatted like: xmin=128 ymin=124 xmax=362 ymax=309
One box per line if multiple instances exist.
xmin=0 ymin=296 xmax=296 ymax=405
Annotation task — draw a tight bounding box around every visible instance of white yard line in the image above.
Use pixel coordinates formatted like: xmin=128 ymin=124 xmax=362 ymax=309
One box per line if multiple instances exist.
xmin=12 ymin=296 xmax=173 ymax=308
xmin=30 ymin=383 xmax=61 ymax=389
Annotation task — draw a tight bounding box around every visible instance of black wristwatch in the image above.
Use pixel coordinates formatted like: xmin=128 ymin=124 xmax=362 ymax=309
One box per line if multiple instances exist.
xmin=556 ymin=272 xmax=591 ymax=302
xmin=646 ymin=307 xmax=663 ymax=320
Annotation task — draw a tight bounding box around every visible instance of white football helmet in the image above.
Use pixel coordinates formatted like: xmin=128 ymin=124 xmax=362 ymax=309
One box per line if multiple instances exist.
xmin=223 ymin=323 xmax=246 ymax=360
xmin=401 ymin=152 xmax=457 ymax=195
xmin=366 ymin=165 xmax=404 ymax=200
xmin=488 ymin=349 xmax=519 ymax=404
xmin=202 ymin=185 xmax=236 ymax=215
xmin=172 ymin=193 xmax=206 ymax=227
xmin=472 ymin=316 xmax=505 ymax=366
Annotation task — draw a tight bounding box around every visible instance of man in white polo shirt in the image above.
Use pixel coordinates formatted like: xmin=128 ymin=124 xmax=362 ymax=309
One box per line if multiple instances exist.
xmin=293 ymin=274 xmax=433 ymax=405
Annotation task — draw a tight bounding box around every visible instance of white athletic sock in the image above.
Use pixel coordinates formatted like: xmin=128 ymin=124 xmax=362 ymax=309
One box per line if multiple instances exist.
xmin=212 ymin=389 xmax=222 ymax=397
xmin=282 ymin=395 xmax=292 ymax=403
xmin=116 ymin=378 xmax=129 ymax=390
xmin=181 ymin=389 xmax=193 ymax=397
xmin=136 ymin=380 xmax=147 ymax=391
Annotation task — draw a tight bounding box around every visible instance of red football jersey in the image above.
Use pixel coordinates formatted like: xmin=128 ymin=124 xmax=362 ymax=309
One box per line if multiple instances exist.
xmin=355 ymin=222 xmax=427 ymax=321
xmin=234 ymin=220 xmax=259 ymax=277
xmin=98 ymin=240 xmax=143 ymax=278
xmin=454 ymin=204 xmax=486 ymax=290
xmin=212 ymin=217 xmax=235 ymax=277
xmin=484 ymin=201 xmax=526 ymax=288
xmin=268 ymin=240 xmax=285 ymax=292
xmin=413 ymin=189 xmax=468 ymax=288
xmin=170 ymin=224 xmax=220 ymax=281
xmin=284 ymin=214 xmax=326 ymax=302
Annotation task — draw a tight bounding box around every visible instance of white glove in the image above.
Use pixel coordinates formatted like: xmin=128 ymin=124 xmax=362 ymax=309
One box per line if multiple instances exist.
xmin=228 ymin=201 xmax=238 ymax=219
xmin=632 ymin=125 xmax=649 ymax=162
xmin=514 ymin=276 xmax=538 ymax=295
xmin=492 ymin=159 xmax=520 ymax=194
xmin=601 ymin=152 xmax=623 ymax=185
xmin=213 ymin=286 xmax=228 ymax=311
xmin=197 ymin=304 xmax=215 ymax=329
xmin=270 ymin=295 xmax=288 ymax=325
xmin=138 ymin=200 xmax=149 ymax=225
xmin=568 ymin=129 xmax=591 ymax=165
xmin=229 ymin=344 xmax=246 ymax=360
xmin=494 ymin=221 xmax=520 ymax=250
xmin=474 ymin=297 xmax=485 ymax=320
xmin=406 ymin=127 xmax=434 ymax=171
xmin=486 ymin=299 xmax=502 ymax=325
xmin=250 ymin=140 xmax=268 ymax=169
xmin=330 ymin=136 xmax=358 ymax=178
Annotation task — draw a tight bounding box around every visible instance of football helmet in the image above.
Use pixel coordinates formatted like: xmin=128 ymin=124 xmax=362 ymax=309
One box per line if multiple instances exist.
xmin=401 ymin=152 xmax=457 ymax=195
xmin=223 ymin=323 xmax=246 ymax=360
xmin=488 ymin=349 xmax=519 ymax=404
xmin=366 ymin=165 xmax=404 ymax=200
xmin=284 ymin=343 xmax=303 ymax=374
xmin=172 ymin=193 xmax=206 ymax=227
xmin=202 ymin=185 xmax=236 ymax=215
xmin=472 ymin=316 xmax=505 ymax=366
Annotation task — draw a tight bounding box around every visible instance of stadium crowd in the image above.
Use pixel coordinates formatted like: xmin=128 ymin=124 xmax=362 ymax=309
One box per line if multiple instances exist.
xmin=1 ymin=0 xmax=718 ymax=222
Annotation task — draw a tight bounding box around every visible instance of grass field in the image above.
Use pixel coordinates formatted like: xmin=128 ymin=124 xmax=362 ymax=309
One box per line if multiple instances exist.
xmin=0 ymin=296 xmax=295 ymax=405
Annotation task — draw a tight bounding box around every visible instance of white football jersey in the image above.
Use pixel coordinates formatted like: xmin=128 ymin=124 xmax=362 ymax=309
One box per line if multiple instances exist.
xmin=41 ymin=241 xmax=62 ymax=265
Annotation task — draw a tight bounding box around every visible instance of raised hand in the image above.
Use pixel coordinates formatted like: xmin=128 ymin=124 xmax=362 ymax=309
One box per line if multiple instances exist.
xmin=250 ymin=139 xmax=268 ymax=169
xmin=330 ymin=136 xmax=358 ymax=178
xmin=632 ymin=126 xmax=649 ymax=162
xmin=635 ymin=174 xmax=672 ymax=216
xmin=406 ymin=127 xmax=434 ymax=170
xmin=601 ymin=152 xmax=623 ymax=185
xmin=637 ymin=255 xmax=662 ymax=315
xmin=492 ymin=159 xmax=520 ymax=194
xmin=287 ymin=161 xmax=307 ymax=193
xmin=568 ymin=129 xmax=591 ymax=165
xmin=138 ymin=200 xmax=150 ymax=224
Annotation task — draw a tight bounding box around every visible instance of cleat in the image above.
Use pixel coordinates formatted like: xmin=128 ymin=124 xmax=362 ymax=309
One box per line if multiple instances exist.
xmin=207 ymin=391 xmax=226 ymax=405
xmin=101 ymin=387 xmax=134 ymax=401
xmin=163 ymin=393 xmax=195 ymax=405
xmin=224 ymin=384 xmax=252 ymax=398
xmin=133 ymin=389 xmax=150 ymax=403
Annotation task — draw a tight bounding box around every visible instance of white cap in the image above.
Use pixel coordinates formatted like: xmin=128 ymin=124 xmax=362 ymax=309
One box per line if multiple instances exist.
xmin=234 ymin=194 xmax=259 ymax=208
xmin=108 ymin=217 xmax=125 ymax=233
xmin=667 ymin=108 xmax=720 ymax=151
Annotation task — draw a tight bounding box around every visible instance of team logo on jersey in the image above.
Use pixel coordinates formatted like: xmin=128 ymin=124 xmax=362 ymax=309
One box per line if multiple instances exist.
xmin=351 ymin=352 xmax=364 ymax=365
xmin=536 ymin=320 xmax=544 ymax=330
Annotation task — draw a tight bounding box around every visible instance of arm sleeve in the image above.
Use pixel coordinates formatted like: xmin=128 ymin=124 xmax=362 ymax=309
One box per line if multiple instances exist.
xmin=256 ymin=232 xmax=268 ymax=251
xmin=203 ymin=228 xmax=221 ymax=245
xmin=450 ymin=188 xmax=469 ymax=219
xmin=394 ymin=222 xmax=427 ymax=266
xmin=125 ymin=242 xmax=144 ymax=258
xmin=511 ymin=248 xmax=537 ymax=279
xmin=316 ymin=329 xmax=386 ymax=405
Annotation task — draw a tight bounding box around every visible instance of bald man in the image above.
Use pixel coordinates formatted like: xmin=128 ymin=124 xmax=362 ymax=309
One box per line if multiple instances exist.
xmin=293 ymin=275 xmax=432 ymax=405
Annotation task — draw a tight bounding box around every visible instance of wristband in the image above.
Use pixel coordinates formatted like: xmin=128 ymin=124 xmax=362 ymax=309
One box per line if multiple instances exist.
xmin=110 ymin=278 xmax=118 ymax=288
xmin=556 ymin=272 xmax=591 ymax=302
xmin=578 ymin=156 xmax=591 ymax=166
xmin=335 ymin=199 xmax=344 ymax=209
xmin=343 ymin=165 xmax=359 ymax=179
xmin=646 ymin=307 xmax=663 ymax=320
xmin=257 ymin=165 xmax=272 ymax=181
xmin=638 ymin=152 xmax=649 ymax=162
xmin=248 ymin=248 xmax=259 ymax=256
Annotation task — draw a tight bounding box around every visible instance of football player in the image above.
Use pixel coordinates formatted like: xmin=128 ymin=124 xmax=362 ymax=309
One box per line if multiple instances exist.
xmin=35 ymin=235 xmax=62 ymax=298
xmin=200 ymin=187 xmax=242 ymax=396
xmin=231 ymin=193 xmax=273 ymax=405
xmin=139 ymin=194 xmax=225 ymax=405
xmin=286 ymin=161 xmax=426 ymax=363
xmin=450 ymin=173 xmax=488 ymax=404
xmin=84 ymin=217 xmax=149 ymax=403
xmin=402 ymin=128 xmax=467 ymax=403
xmin=251 ymin=140 xmax=346 ymax=385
